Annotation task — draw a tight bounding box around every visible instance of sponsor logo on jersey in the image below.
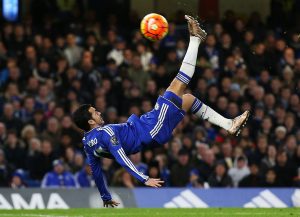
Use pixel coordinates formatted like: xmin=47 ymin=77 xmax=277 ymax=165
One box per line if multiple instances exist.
xmin=87 ymin=138 xmax=97 ymax=147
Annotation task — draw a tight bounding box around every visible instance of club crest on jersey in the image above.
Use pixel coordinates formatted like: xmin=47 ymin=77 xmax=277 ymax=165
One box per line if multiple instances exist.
xmin=110 ymin=136 xmax=118 ymax=145
xmin=155 ymin=103 xmax=160 ymax=110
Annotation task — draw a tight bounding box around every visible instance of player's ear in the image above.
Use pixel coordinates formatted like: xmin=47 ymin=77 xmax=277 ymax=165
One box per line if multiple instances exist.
xmin=88 ymin=119 xmax=95 ymax=125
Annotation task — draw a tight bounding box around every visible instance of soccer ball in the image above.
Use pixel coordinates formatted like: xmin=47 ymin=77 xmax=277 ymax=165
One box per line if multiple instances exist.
xmin=140 ymin=13 xmax=168 ymax=41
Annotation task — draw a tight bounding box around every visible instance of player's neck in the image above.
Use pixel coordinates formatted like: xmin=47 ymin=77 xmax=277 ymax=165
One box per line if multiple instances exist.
xmin=86 ymin=124 xmax=100 ymax=133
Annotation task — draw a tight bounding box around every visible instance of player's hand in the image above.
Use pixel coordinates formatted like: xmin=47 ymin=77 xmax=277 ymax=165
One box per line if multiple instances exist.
xmin=145 ymin=178 xmax=164 ymax=187
xmin=103 ymin=200 xmax=120 ymax=208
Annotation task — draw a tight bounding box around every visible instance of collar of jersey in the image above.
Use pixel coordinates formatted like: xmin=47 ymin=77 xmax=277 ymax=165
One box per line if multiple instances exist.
xmin=84 ymin=126 xmax=101 ymax=134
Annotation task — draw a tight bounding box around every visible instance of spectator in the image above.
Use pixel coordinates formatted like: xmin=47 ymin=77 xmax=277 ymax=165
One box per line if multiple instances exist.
xmin=30 ymin=109 xmax=46 ymax=133
xmin=228 ymin=156 xmax=250 ymax=187
xmin=208 ymin=162 xmax=233 ymax=187
xmin=10 ymin=169 xmax=27 ymax=188
xmin=0 ymin=149 xmax=12 ymax=186
xmin=147 ymin=161 xmax=160 ymax=180
xmin=41 ymin=159 xmax=77 ymax=188
xmin=42 ymin=117 xmax=61 ymax=147
xmin=4 ymin=130 xmax=26 ymax=169
xmin=64 ymin=33 xmax=83 ymax=67
xmin=26 ymin=138 xmax=42 ymax=179
xmin=155 ymin=154 xmax=170 ymax=186
xmin=72 ymin=152 xmax=85 ymax=173
xmin=75 ymin=160 xmax=94 ymax=187
xmin=239 ymin=163 xmax=261 ymax=187
xmin=130 ymin=152 xmax=148 ymax=175
xmin=37 ymin=140 xmax=56 ymax=178
xmin=220 ymin=141 xmax=234 ymax=169
xmin=112 ymin=168 xmax=137 ymax=188
xmin=261 ymin=169 xmax=281 ymax=187
xmin=107 ymin=38 xmax=126 ymax=66
xmin=170 ymin=149 xmax=192 ymax=186
xmin=128 ymin=55 xmax=150 ymax=93
xmin=136 ymin=43 xmax=153 ymax=71
xmin=0 ymin=122 xmax=6 ymax=146
xmin=195 ymin=148 xmax=215 ymax=182
xmin=187 ymin=169 xmax=204 ymax=188
xmin=260 ymin=145 xmax=277 ymax=175
xmin=274 ymin=151 xmax=297 ymax=186
xmin=273 ymin=126 xmax=287 ymax=147
xmin=1 ymin=103 xmax=22 ymax=132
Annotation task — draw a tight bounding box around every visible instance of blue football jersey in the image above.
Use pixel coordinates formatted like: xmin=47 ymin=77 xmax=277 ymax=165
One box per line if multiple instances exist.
xmin=83 ymin=122 xmax=149 ymax=201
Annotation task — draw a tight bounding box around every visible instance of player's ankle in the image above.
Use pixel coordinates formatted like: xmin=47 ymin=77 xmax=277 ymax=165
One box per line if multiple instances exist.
xmin=190 ymin=36 xmax=201 ymax=45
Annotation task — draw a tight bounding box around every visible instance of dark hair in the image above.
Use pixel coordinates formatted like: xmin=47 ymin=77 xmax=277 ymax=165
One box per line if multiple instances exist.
xmin=72 ymin=104 xmax=92 ymax=131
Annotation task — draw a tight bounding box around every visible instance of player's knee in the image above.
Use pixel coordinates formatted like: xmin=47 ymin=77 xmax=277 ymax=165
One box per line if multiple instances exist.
xmin=182 ymin=94 xmax=195 ymax=112
xmin=183 ymin=94 xmax=195 ymax=101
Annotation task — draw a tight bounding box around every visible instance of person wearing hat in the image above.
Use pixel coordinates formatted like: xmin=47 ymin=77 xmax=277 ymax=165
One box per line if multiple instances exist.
xmin=186 ymin=168 xmax=204 ymax=188
xmin=10 ymin=169 xmax=27 ymax=188
xmin=41 ymin=159 xmax=77 ymax=188
xmin=273 ymin=125 xmax=287 ymax=147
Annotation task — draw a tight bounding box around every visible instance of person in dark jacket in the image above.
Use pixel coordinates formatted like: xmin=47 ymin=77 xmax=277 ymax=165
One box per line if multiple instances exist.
xmin=170 ymin=149 xmax=192 ymax=186
xmin=208 ymin=161 xmax=233 ymax=187
xmin=239 ymin=163 xmax=262 ymax=187
xmin=261 ymin=168 xmax=282 ymax=187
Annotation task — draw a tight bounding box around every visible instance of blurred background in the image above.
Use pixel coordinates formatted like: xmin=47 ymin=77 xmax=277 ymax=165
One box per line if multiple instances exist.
xmin=0 ymin=0 xmax=299 ymax=197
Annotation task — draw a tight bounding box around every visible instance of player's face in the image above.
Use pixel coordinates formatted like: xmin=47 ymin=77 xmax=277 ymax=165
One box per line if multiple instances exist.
xmin=88 ymin=107 xmax=104 ymax=126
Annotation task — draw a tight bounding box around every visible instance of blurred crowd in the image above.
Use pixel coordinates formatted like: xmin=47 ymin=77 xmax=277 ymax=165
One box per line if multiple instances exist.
xmin=0 ymin=1 xmax=300 ymax=189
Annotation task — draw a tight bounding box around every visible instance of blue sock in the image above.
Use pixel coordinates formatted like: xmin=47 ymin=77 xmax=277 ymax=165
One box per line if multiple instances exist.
xmin=176 ymin=71 xmax=192 ymax=85
xmin=191 ymin=98 xmax=203 ymax=114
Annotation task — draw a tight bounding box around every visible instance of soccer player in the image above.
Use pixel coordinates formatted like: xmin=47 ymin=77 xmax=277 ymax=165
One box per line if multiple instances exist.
xmin=72 ymin=15 xmax=249 ymax=207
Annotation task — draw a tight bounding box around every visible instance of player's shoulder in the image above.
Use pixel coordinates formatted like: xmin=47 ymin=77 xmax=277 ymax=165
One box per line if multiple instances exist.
xmin=100 ymin=125 xmax=115 ymax=137
xmin=83 ymin=125 xmax=115 ymax=147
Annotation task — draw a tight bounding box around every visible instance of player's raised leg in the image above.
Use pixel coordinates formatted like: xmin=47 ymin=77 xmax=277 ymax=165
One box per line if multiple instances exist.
xmin=182 ymin=94 xmax=250 ymax=136
xmin=166 ymin=15 xmax=207 ymax=97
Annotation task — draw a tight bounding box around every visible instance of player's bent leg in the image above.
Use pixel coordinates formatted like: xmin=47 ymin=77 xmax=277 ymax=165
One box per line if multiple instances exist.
xmin=182 ymin=94 xmax=250 ymax=136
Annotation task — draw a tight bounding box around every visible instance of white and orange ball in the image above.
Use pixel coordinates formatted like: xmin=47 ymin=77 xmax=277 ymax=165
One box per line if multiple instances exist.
xmin=140 ymin=13 xmax=168 ymax=42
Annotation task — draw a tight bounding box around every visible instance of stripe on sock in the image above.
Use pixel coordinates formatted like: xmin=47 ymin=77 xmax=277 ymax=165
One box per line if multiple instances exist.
xmin=191 ymin=98 xmax=203 ymax=114
xmin=176 ymin=71 xmax=191 ymax=84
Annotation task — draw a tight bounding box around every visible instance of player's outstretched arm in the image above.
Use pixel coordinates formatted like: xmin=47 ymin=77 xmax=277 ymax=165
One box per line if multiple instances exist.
xmin=87 ymin=154 xmax=118 ymax=206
